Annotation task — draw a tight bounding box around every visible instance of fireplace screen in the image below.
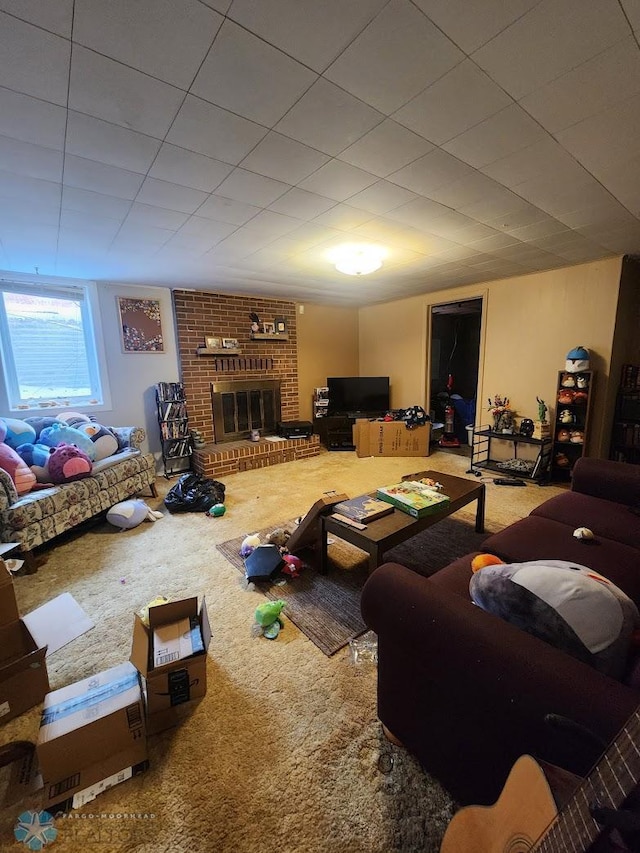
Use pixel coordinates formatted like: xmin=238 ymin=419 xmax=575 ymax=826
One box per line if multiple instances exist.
xmin=211 ymin=380 xmax=281 ymax=442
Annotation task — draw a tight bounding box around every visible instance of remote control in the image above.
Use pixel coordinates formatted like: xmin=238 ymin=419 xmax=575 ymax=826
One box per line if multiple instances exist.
xmin=493 ymin=478 xmax=526 ymax=486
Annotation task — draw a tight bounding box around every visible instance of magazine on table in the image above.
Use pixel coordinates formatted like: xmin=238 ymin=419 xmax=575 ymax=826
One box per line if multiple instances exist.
xmin=332 ymin=495 xmax=395 ymax=523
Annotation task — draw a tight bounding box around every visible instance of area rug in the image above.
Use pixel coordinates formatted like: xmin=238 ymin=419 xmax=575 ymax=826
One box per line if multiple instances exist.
xmin=216 ymin=510 xmax=502 ymax=656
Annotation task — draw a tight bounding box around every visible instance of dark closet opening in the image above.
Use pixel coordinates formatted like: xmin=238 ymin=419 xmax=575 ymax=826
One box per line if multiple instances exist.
xmin=430 ymin=299 xmax=482 ymax=445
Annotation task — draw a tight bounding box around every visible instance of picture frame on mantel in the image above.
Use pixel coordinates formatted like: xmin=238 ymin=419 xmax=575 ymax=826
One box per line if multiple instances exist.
xmin=274 ymin=316 xmax=287 ymax=334
xmin=262 ymin=322 xmax=275 ymax=335
xmin=117 ymin=296 xmax=164 ymax=353
xmin=222 ymin=337 xmax=239 ymax=349
xmin=206 ymin=336 xmax=221 ymax=350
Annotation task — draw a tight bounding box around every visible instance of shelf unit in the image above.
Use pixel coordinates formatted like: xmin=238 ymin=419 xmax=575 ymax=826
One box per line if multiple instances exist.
xmin=550 ymin=370 xmax=595 ymax=481
xmin=610 ymin=363 xmax=640 ymax=464
xmin=249 ymin=332 xmax=289 ymax=341
xmin=469 ymin=426 xmax=552 ymax=482
xmin=155 ymin=381 xmax=192 ymax=479
xmin=313 ymin=415 xmax=356 ymax=451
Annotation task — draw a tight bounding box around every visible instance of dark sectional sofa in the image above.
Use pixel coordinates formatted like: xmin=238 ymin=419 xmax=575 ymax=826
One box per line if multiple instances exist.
xmin=361 ymin=457 xmax=640 ymax=806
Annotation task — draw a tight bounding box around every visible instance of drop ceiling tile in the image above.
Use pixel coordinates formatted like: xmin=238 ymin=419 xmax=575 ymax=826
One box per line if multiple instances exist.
xmin=125 ymin=202 xmax=189 ymax=230
xmin=0 ymin=197 xmax=60 ymax=228
xmin=458 ymin=186 xmax=537 ymax=223
xmin=192 ymin=20 xmax=317 ymax=126
xmin=466 ymin=233 xmax=522 ymax=252
xmin=63 ymin=154 xmax=144 ymax=200
xmin=0 ymin=12 xmax=70 ymax=106
xmin=0 ymin=0 xmax=73 ymax=36
xmin=506 ymin=219 xmax=571 ymax=242
xmin=520 ymin=37 xmax=640 ymax=135
xmin=0 ymin=170 xmax=61 ymax=206
xmin=135 ymin=178 xmax=209 ymax=214
xmin=227 ymin=0 xmax=388 ymax=72
xmin=274 ymin=78 xmax=383 ymax=157
xmin=312 ymin=204 xmax=376 ymax=231
xmin=473 ymin=0 xmax=629 ymax=100
xmin=112 ymin=222 xmax=175 ymax=249
xmin=69 ymin=46 xmax=184 ymax=138
xmin=412 ymin=0 xmax=540 ymax=53
xmin=148 ymin=144 xmax=232 ymax=192
xmin=168 ymin=215 xmax=237 ymax=250
xmin=61 ymin=186 xmax=132 ymax=220
xmin=351 ymin=217 xmax=439 ymax=253
xmin=199 ymin=0 xmax=231 ymax=12
xmin=337 ymin=119 xmax=433 ymax=178
xmin=385 ymin=197 xmax=452 ymax=229
xmin=427 ymin=170 xmax=505 ymax=209
xmin=442 ymin=104 xmax=548 ymax=169
xmin=60 ymin=209 xmax=122 ymax=238
xmin=481 ymin=137 xmax=589 ymax=189
xmin=0 ymin=136 xmax=62 ymax=182
xmin=388 ymin=149 xmax=473 ymax=195
xmin=555 ymin=93 xmax=640 ymax=173
xmin=231 ymin=210 xmax=303 ymax=243
xmin=269 ymin=223 xmax=344 ymax=253
xmin=268 ymin=188 xmax=336 ymax=220
xmin=346 ymin=180 xmax=418 ymax=215
xmin=484 ymin=204 xmax=552 ymax=231
xmin=394 ymin=60 xmax=513 ymax=145
xmin=196 ymin=194 xmax=261 ymax=225
xmin=0 ymin=88 xmax=66 ymax=150
xmin=74 ymin=0 xmax=222 ymax=89
xmin=239 ymin=133 xmax=329 ymax=184
xmin=325 ymin=0 xmax=463 ymax=114
xmin=623 ymin=0 xmax=640 ymax=31
xmin=214 ymin=168 xmax=290 ymax=207
xmin=66 ymin=112 xmax=161 ymax=174
xmin=166 ymin=95 xmax=268 ymax=164
xmin=298 ymin=160 xmax=378 ymax=201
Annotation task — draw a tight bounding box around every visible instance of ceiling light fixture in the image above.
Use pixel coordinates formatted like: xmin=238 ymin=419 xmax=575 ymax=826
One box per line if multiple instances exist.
xmin=327 ymin=243 xmax=387 ymax=276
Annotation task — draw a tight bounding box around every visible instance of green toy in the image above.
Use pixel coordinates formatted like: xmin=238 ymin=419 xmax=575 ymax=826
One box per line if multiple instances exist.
xmin=208 ymin=503 xmax=226 ymax=517
xmin=255 ymin=599 xmax=286 ymax=640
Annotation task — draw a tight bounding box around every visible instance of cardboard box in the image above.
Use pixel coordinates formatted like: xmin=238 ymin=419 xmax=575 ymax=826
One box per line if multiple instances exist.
xmin=37 ymin=661 xmax=147 ymax=812
xmin=130 ymin=596 xmax=211 ymax=733
xmin=353 ymin=420 xmax=431 ymax=458
xmin=0 ymin=559 xmax=49 ymax=725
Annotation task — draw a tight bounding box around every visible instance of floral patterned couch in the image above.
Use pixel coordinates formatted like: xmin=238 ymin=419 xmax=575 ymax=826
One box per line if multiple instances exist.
xmin=0 ymin=426 xmax=157 ymax=570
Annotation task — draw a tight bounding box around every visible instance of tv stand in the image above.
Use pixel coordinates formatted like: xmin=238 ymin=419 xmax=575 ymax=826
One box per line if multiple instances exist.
xmin=313 ymin=415 xmax=358 ymax=451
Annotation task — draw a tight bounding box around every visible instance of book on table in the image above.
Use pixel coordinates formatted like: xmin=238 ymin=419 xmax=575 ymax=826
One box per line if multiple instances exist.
xmin=376 ymin=481 xmax=450 ymax=518
xmin=332 ymin=495 xmax=395 ymax=523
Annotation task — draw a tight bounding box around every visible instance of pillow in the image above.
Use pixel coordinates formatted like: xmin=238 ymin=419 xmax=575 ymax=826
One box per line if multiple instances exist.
xmin=0 ymin=442 xmax=37 ymax=494
xmin=74 ymin=422 xmax=119 ymax=461
xmin=47 ymin=444 xmax=93 ymax=484
xmin=0 ymin=417 xmax=37 ymax=449
xmin=16 ymin=442 xmax=52 ymax=482
xmin=470 ymin=560 xmax=639 ymax=679
xmin=39 ymin=422 xmax=97 ymax=461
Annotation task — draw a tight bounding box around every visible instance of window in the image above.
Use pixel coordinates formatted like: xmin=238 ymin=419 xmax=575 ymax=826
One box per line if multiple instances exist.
xmin=0 ymin=276 xmax=110 ymax=413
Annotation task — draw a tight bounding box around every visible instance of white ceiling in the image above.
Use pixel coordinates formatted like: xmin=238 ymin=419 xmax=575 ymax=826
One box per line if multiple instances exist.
xmin=1 ymin=0 xmax=640 ymax=306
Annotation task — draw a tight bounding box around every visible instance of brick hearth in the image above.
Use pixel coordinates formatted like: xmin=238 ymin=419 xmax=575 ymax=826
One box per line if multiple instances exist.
xmin=192 ymin=435 xmax=321 ymax=478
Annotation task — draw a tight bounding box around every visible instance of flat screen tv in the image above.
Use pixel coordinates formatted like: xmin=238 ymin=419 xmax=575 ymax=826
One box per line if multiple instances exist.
xmin=327 ymin=376 xmax=390 ymax=417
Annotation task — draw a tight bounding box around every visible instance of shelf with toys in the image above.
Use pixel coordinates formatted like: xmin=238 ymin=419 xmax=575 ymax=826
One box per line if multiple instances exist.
xmin=610 ymin=363 xmax=640 ymax=464
xmin=550 ymin=346 xmax=594 ymax=482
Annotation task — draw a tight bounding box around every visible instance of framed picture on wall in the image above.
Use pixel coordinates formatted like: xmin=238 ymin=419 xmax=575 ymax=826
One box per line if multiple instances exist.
xmin=262 ymin=322 xmax=275 ymax=335
xmin=117 ymin=297 xmax=164 ymax=352
xmin=222 ymin=337 xmax=239 ymax=349
xmin=206 ymin=336 xmax=221 ymax=350
xmin=274 ymin=316 xmax=287 ymax=334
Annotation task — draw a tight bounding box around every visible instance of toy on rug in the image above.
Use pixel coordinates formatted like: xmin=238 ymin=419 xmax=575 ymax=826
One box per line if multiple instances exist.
xmin=47 ymin=443 xmax=93 ymax=484
xmin=266 ymin=527 xmax=291 ymax=548
xmin=470 ymin=558 xmax=639 ymax=678
xmin=240 ymin=533 xmax=261 ymax=557
xmin=206 ymin=503 xmax=226 ymax=518
xmin=107 ymin=499 xmax=163 ymax=530
xmin=254 ymin=599 xmax=286 ymax=639
xmin=138 ymin=595 xmax=171 ymax=627
xmin=281 ymin=554 xmax=303 ymax=578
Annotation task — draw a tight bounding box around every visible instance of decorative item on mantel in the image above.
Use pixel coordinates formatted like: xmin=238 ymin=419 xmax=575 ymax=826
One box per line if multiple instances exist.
xmin=249 ymin=312 xmax=260 ymax=333
xmin=487 ymin=395 xmax=515 ymax=433
xmin=534 ymin=396 xmax=551 ymax=439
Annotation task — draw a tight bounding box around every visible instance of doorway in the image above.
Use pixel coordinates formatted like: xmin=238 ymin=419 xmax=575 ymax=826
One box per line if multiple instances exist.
xmin=429 ymin=298 xmax=483 ymax=449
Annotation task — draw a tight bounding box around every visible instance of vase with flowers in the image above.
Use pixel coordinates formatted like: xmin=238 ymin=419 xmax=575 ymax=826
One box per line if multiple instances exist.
xmin=488 ymin=395 xmax=515 ymax=433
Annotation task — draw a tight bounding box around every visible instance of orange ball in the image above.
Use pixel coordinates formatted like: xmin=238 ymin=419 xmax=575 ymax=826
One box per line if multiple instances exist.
xmin=471 ymin=553 xmax=504 ymax=573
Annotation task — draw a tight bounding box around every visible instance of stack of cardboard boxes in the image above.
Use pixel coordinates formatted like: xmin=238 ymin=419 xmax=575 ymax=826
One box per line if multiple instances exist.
xmin=0 ymin=557 xmax=210 ymax=812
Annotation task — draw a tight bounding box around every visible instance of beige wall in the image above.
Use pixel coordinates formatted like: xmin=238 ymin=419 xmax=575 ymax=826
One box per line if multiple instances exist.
xmin=359 ymin=257 xmax=624 ymax=456
xmin=296 ymin=302 xmax=359 ymax=420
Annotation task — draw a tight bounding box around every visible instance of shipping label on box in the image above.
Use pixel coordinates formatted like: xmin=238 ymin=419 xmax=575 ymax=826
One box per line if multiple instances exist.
xmin=152 ymin=616 xmax=204 ymax=668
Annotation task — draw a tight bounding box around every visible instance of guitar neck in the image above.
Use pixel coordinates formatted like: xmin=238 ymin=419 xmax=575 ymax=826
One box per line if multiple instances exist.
xmin=536 ymin=709 xmax=640 ymax=852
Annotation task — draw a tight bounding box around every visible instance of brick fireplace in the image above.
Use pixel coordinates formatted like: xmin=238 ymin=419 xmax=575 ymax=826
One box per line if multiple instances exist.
xmin=172 ymin=290 xmax=320 ymax=477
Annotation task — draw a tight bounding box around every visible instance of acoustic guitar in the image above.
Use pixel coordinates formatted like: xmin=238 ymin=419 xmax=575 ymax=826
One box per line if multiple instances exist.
xmin=440 ymin=708 xmax=640 ymax=852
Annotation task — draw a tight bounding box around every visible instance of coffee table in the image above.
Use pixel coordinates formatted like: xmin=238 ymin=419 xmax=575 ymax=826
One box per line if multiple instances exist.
xmin=320 ymin=469 xmax=485 ymax=574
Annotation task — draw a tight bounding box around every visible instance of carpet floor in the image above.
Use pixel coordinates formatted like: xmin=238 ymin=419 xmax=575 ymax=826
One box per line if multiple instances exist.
xmin=0 ymin=449 xmax=566 ymax=853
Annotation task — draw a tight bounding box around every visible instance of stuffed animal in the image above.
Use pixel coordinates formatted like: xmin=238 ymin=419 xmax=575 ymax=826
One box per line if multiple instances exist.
xmin=16 ymin=442 xmax=52 ymax=482
xmin=281 ymin=554 xmax=303 ymax=578
xmin=557 ymin=428 xmax=571 ymax=442
xmin=240 ymin=533 xmax=261 ymax=557
xmin=74 ymin=422 xmax=119 ymax=461
xmin=57 ymin=411 xmax=91 ymax=424
xmin=39 ymin=422 xmax=97 ymax=461
xmin=266 ymin=527 xmax=291 ymax=548
xmin=559 ymin=409 xmax=574 ymax=424
xmin=565 ymin=346 xmax=590 ymax=373
xmin=23 ymin=416 xmax=61 ymax=440
xmin=47 ymin=444 xmax=93 ymax=484
xmin=0 ymin=443 xmax=37 ymax=494
xmin=107 ymin=499 xmax=163 ymax=530
xmin=254 ymin=599 xmax=286 ymax=639
xmin=0 ymin=418 xmax=37 ymax=449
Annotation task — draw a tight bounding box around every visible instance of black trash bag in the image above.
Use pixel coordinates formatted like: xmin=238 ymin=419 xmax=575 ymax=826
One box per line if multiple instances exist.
xmin=164 ymin=472 xmax=226 ymax=513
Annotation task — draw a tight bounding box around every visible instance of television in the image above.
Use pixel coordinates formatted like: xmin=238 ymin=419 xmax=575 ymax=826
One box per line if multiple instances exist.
xmin=326 ymin=376 xmax=390 ymax=417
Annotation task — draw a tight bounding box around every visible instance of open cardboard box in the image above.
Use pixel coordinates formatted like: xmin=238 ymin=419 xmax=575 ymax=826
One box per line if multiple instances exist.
xmin=353 ymin=420 xmax=431 ymax=458
xmin=37 ymin=661 xmax=148 ymax=812
xmin=130 ymin=596 xmax=211 ymax=734
xmin=0 ymin=559 xmax=49 ymax=725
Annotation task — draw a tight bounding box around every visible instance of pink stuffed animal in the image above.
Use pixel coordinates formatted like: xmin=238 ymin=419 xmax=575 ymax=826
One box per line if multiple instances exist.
xmin=0 ymin=443 xmax=37 ymax=494
xmin=47 ymin=444 xmax=93 ymax=484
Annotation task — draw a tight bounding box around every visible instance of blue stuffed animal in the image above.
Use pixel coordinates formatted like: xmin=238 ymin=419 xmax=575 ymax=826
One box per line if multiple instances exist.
xmin=0 ymin=417 xmax=37 ymax=449
xmin=39 ymin=422 xmax=97 ymax=461
xmin=16 ymin=443 xmax=52 ymax=483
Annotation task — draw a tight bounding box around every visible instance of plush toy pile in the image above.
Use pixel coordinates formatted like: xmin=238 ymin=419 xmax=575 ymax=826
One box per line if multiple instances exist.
xmin=0 ymin=412 xmax=121 ymax=494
